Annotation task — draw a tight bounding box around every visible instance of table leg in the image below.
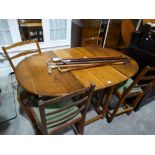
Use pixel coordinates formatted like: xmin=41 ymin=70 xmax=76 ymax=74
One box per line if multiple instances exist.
xmin=101 ymin=85 xmax=115 ymax=119
xmin=96 ymin=89 xmax=106 ymax=113
xmin=84 ymin=85 xmax=115 ymax=126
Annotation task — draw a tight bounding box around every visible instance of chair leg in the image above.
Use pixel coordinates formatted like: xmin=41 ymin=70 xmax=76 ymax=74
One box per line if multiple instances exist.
xmin=77 ymin=119 xmax=85 ymax=135
xmin=127 ymin=93 xmax=144 ymax=115
xmin=108 ymin=98 xmax=125 ymax=122
xmin=107 ymin=117 xmax=113 ymax=123
xmin=35 ymin=128 xmax=42 ymax=135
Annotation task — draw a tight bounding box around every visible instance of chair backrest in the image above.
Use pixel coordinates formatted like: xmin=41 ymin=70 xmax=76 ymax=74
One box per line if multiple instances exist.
xmin=38 ymin=84 xmax=95 ymax=134
xmin=122 ymin=66 xmax=155 ymax=100
xmin=2 ymin=40 xmax=41 ymax=72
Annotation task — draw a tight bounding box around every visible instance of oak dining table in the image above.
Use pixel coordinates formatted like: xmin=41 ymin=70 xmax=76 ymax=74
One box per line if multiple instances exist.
xmin=15 ymin=47 xmax=139 ymax=125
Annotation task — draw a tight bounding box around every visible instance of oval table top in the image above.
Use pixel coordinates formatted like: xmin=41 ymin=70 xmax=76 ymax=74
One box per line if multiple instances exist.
xmin=15 ymin=47 xmax=139 ymax=96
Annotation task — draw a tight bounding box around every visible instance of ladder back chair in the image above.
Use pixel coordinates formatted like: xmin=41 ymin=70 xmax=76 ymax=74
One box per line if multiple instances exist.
xmin=106 ymin=66 xmax=155 ymax=122
xmin=2 ymin=40 xmax=42 ymax=121
xmin=17 ymin=84 xmax=38 ymax=128
xmin=18 ymin=84 xmax=95 ymax=135
xmin=2 ymin=40 xmax=41 ymax=72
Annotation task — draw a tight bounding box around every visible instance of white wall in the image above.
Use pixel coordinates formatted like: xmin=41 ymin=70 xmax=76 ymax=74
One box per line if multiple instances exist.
xmin=0 ymin=19 xmax=72 ymax=76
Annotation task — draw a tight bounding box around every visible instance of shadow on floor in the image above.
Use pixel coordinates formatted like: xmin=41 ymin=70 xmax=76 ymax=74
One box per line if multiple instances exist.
xmin=0 ymin=116 xmax=11 ymax=134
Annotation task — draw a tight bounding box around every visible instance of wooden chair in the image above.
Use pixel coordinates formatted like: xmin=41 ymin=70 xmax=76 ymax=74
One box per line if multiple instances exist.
xmin=106 ymin=66 xmax=155 ymax=122
xmin=2 ymin=40 xmax=42 ymax=122
xmin=17 ymin=84 xmax=95 ymax=135
xmin=17 ymin=84 xmax=38 ymax=128
xmin=2 ymin=40 xmax=41 ymax=72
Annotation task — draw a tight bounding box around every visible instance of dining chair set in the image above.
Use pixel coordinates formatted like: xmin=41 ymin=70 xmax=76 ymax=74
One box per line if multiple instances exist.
xmin=1 ymin=40 xmax=155 ymax=135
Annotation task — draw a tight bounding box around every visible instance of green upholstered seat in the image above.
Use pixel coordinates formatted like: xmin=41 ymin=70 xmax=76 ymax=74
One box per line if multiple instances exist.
xmin=18 ymin=84 xmax=82 ymax=132
xmin=116 ymin=78 xmax=143 ymax=95
xmin=31 ymin=99 xmax=82 ymax=131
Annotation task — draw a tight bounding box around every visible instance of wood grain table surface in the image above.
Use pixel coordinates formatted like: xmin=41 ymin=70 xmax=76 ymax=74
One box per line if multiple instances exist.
xmin=15 ymin=47 xmax=139 ymax=97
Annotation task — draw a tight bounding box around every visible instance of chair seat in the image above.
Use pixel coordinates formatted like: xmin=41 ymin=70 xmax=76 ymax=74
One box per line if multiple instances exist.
xmin=116 ymin=78 xmax=143 ymax=95
xmin=31 ymin=99 xmax=82 ymax=132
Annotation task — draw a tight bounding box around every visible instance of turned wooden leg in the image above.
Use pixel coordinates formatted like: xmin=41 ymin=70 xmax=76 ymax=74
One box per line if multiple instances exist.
xmin=78 ymin=119 xmax=85 ymax=135
xmin=95 ymin=90 xmax=106 ymax=113
xmin=107 ymin=117 xmax=113 ymax=123
xmin=101 ymin=85 xmax=115 ymax=119
xmin=127 ymin=92 xmax=144 ymax=115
